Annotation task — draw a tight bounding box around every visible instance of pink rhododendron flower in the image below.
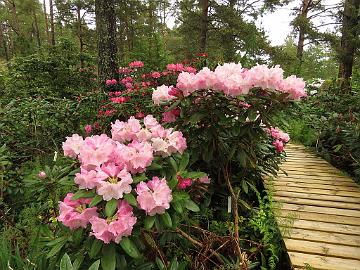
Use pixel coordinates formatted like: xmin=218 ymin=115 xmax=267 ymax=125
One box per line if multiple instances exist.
xmin=183 ymin=66 xmax=197 ymax=73
xmin=136 ymin=177 xmax=172 ymax=216
xmin=119 ymin=67 xmax=131 ymax=74
xmin=135 ymin=112 xmax=145 ymax=119
xmin=265 ymin=127 xmax=290 ymax=143
xmin=167 ymin=130 xmax=187 ymax=154
xmin=58 ymin=193 xmax=98 ymax=230
xmin=89 ymin=200 xmax=137 ymax=243
xmin=111 ymin=117 xmax=142 ymax=143
xmin=279 ymin=75 xmax=307 ymax=100
xmin=95 ymin=163 xmax=133 ymax=201
xmin=176 ymin=72 xmax=198 ymax=96
xmin=177 ymin=176 xmax=192 ymax=189
xmin=78 ymin=134 xmax=114 ymax=169
xmin=152 ymin=85 xmax=176 ymax=105
xmin=75 ymin=167 xmax=100 ymax=190
xmin=151 ymin=71 xmax=161 ymax=79
xmin=129 ymin=61 xmax=144 ymax=68
xmin=198 ymin=175 xmax=210 ymax=184
xmin=143 ymin=115 xmax=159 ymax=129
xmin=111 ymin=97 xmax=127 ymax=103
xmin=114 ymin=141 xmax=153 ymax=173
xmin=38 ymin=171 xmax=46 ymax=179
xmin=62 ymin=134 xmax=84 ymax=158
xmin=162 ymin=111 xmax=177 ymax=123
xmin=85 ymin=125 xmax=92 ymax=134
xmin=168 ymin=87 xmax=181 ymax=97
xmin=273 ymin=140 xmax=284 ymax=152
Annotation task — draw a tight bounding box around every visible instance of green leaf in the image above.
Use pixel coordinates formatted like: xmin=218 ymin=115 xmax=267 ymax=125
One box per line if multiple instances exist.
xmin=179 ymin=152 xmax=189 ymax=172
xmin=120 ymin=238 xmax=141 ymax=259
xmin=89 ymin=239 xmax=103 ymax=259
xmin=72 ymin=189 xmax=95 ymax=200
xmin=124 ymin=193 xmax=137 ymax=207
xmin=172 ymin=201 xmax=183 ymax=214
xmin=181 ymin=171 xmax=206 ymax=179
xmin=167 ymin=175 xmax=178 ymax=190
xmin=169 ymin=257 xmax=179 ymax=270
xmin=189 ymin=112 xmax=205 ymax=124
xmin=144 ymin=216 xmax=156 ymax=230
xmin=88 ymin=260 xmax=100 ymax=270
xmin=241 ymin=181 xmax=249 ymax=194
xmin=160 ymin=212 xmax=172 ymax=228
xmin=72 ymin=255 xmax=84 ymax=270
xmin=147 ymin=162 xmax=162 ymax=171
xmin=155 ymin=257 xmax=165 ymax=270
xmin=105 ymin=199 xmax=118 ymax=217
xmin=60 ymin=253 xmax=73 ymax=270
xmin=133 ymin=173 xmax=147 ymax=184
xmin=169 ymin=157 xmax=178 ymax=172
xmin=101 ymin=244 xmax=116 ymax=270
xmin=46 ymin=239 xmax=67 ymax=258
xmin=89 ymin=195 xmax=103 ymax=207
xmin=184 ymin=200 xmax=200 ymax=212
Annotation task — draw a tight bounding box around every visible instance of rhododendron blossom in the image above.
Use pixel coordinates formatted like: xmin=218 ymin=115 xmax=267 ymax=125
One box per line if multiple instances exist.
xmin=152 ymin=85 xmax=176 ymax=105
xmin=75 ymin=168 xmax=100 ymax=190
xmin=85 ymin=124 xmax=92 ymax=134
xmin=273 ymin=139 xmax=284 ymax=153
xmin=62 ymin=134 xmax=84 ymax=158
xmin=89 ymin=200 xmax=137 ymax=243
xmin=136 ymin=177 xmax=172 ymax=216
xmin=58 ymin=193 xmax=98 ymax=230
xmin=96 ymin=163 xmax=133 ymax=201
xmin=38 ymin=171 xmax=46 ymax=179
xmin=266 ymin=127 xmax=290 ymax=143
xmin=129 ymin=61 xmax=144 ymax=68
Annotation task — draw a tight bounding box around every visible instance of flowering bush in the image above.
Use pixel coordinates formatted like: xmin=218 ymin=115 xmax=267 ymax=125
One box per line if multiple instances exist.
xmin=53 ymin=115 xmax=209 ymax=268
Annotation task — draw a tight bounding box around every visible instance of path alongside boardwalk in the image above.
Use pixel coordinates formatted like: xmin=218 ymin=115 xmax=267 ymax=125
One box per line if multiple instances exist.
xmin=271 ymin=144 xmax=360 ymax=270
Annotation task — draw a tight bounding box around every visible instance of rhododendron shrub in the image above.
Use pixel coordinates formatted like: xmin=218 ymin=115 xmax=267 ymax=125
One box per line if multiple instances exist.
xmin=152 ymin=62 xmax=305 ymax=205
xmin=54 ymin=115 xmax=209 ymax=268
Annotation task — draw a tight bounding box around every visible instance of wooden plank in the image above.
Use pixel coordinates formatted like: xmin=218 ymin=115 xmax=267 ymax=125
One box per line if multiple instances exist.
xmin=276 ymin=174 xmax=354 ymax=182
xmin=274 ymin=196 xmax=360 ymax=210
xmin=279 ymin=203 xmax=360 ymax=218
xmin=284 ymin=239 xmax=360 ymax=260
xmin=271 ymin=185 xmax=360 ymax=198
xmin=278 ymin=209 xmax=360 ymax=226
xmin=280 ymin=170 xmax=350 ymax=177
xmin=274 ymin=190 xmax=360 ymax=204
xmin=281 ymin=227 xmax=360 ymax=247
xmin=275 ymin=177 xmax=357 ymax=187
xmin=277 ymin=218 xmax=360 ymax=235
xmin=288 ymin=252 xmax=360 ymax=270
xmin=272 ymin=181 xmax=360 ymax=192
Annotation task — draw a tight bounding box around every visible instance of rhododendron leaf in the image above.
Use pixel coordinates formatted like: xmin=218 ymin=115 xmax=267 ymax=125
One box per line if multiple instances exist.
xmin=124 ymin=193 xmax=137 ymax=207
xmin=181 ymin=171 xmax=206 ymax=179
xmin=89 ymin=239 xmax=103 ymax=259
xmin=120 ymin=238 xmax=141 ymax=259
xmin=160 ymin=212 xmax=172 ymax=228
xmin=72 ymin=189 xmax=95 ymax=200
xmin=179 ymin=152 xmax=189 ymax=172
xmin=88 ymin=260 xmax=100 ymax=270
xmin=133 ymin=173 xmax=147 ymax=184
xmin=147 ymin=162 xmax=162 ymax=171
xmin=101 ymin=244 xmax=116 ymax=270
xmin=60 ymin=253 xmax=73 ymax=270
xmin=144 ymin=216 xmax=156 ymax=230
xmin=155 ymin=257 xmax=166 ymax=270
xmin=172 ymin=201 xmax=183 ymax=214
xmin=184 ymin=200 xmax=200 ymax=212
xmin=46 ymin=239 xmax=67 ymax=258
xmin=189 ymin=112 xmax=205 ymax=124
xmin=89 ymin=195 xmax=103 ymax=207
xmin=167 ymin=175 xmax=178 ymax=190
xmin=169 ymin=257 xmax=179 ymax=270
xmin=248 ymin=110 xmax=258 ymax=121
xmin=72 ymin=255 xmax=84 ymax=270
xmin=105 ymin=199 xmax=118 ymax=217
xmin=172 ymin=191 xmax=190 ymax=202
xmin=118 ymin=255 xmax=127 ymax=268
xmin=169 ymin=157 xmax=178 ymax=172
xmin=167 ymin=100 xmax=181 ymax=111
xmin=46 ymin=236 xmax=68 ymax=247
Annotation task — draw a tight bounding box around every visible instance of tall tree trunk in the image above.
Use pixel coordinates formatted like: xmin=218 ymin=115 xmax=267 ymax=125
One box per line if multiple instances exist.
xmin=296 ymin=0 xmax=310 ymax=72
xmin=49 ymin=0 xmax=55 ymax=46
xmin=0 ymin=24 xmax=9 ymax=62
xmin=338 ymin=0 xmax=360 ymax=92
xmin=199 ymin=0 xmax=209 ymax=53
xmin=33 ymin=10 xmax=41 ymax=48
xmin=95 ymin=0 xmax=118 ymax=84
xmin=76 ymin=4 xmax=84 ymax=67
xmin=223 ymin=0 xmax=237 ymax=62
xmin=43 ymin=0 xmax=50 ymax=45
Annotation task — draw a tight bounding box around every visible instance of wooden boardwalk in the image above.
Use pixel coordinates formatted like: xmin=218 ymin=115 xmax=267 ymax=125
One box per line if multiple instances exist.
xmin=271 ymin=144 xmax=360 ymax=270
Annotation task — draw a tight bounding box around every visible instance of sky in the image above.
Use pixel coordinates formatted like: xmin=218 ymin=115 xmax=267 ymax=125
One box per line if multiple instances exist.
xmin=43 ymin=0 xmax=342 ymax=46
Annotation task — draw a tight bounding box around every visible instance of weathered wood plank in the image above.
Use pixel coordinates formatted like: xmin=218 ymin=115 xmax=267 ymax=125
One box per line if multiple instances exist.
xmin=274 ymin=177 xmax=357 ymax=187
xmin=272 ymin=181 xmax=360 ymax=192
xmin=274 ymin=196 xmax=360 ymax=210
xmin=280 ymin=227 xmax=360 ymax=247
xmin=274 ymin=190 xmax=360 ymax=203
xmin=285 ymin=239 xmax=360 ymax=260
xmin=288 ymin=252 xmax=360 ymax=270
xmin=279 ymin=203 xmax=360 ymax=217
xmin=271 ymin=185 xmax=360 ymax=198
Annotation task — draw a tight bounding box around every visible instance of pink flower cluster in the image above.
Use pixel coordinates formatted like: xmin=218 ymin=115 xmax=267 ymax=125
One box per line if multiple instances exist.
xmin=155 ymin=63 xmax=306 ymax=100
xmin=152 ymin=85 xmax=176 ymax=105
xmin=89 ymin=200 xmax=137 ymax=243
xmin=59 ymin=115 xmax=189 ymax=243
xmin=129 ymin=61 xmax=144 ymax=68
xmin=265 ymin=127 xmax=290 ymax=153
xmin=106 ymin=79 xmax=117 ymax=86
